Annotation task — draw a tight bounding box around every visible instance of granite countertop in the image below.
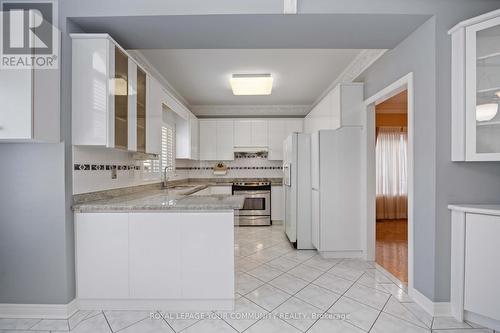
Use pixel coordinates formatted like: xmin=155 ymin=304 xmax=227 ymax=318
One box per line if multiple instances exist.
xmin=73 ymin=186 xmax=245 ymax=212
xmin=448 ymin=204 xmax=500 ymax=216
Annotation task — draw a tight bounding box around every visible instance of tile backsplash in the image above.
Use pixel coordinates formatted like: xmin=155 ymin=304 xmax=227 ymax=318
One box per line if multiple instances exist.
xmin=176 ymin=157 xmax=283 ymax=179
xmin=73 ymin=146 xmax=283 ymax=194
xmin=73 ymin=146 xmax=168 ymax=194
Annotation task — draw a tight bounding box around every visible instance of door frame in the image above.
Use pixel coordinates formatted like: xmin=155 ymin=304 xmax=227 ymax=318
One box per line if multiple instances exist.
xmin=362 ymin=72 xmax=414 ymax=291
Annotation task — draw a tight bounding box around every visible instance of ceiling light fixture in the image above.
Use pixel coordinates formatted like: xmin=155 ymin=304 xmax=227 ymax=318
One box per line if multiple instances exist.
xmin=230 ymin=74 xmax=273 ymax=96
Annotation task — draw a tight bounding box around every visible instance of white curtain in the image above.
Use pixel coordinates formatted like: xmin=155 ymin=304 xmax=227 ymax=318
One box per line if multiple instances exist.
xmin=376 ymin=127 xmax=408 ymax=220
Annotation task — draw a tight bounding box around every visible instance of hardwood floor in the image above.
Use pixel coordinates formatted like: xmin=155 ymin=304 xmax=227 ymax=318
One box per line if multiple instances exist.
xmin=376 ymin=219 xmax=408 ymax=283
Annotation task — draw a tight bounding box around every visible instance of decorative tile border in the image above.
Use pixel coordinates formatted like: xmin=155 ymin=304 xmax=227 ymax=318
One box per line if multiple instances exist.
xmin=74 ymin=163 xmax=141 ymax=171
xmin=176 ymin=166 xmax=282 ymax=170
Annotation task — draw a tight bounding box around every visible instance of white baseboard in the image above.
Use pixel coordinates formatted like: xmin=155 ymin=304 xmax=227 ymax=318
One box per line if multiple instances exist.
xmin=374 ymin=263 xmax=407 ymax=291
xmin=409 ymin=287 xmax=451 ymax=317
xmin=0 ymin=298 xmax=235 ymax=319
xmin=319 ymin=250 xmax=363 ymax=259
xmin=464 ymin=311 xmax=500 ymax=331
xmin=0 ymin=299 xmax=78 ymax=319
xmin=78 ymin=298 xmax=234 ymax=311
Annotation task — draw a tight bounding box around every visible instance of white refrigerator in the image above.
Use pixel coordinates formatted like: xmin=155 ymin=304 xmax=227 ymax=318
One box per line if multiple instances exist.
xmin=311 ymin=127 xmax=363 ymax=257
xmin=283 ymin=133 xmax=314 ymax=249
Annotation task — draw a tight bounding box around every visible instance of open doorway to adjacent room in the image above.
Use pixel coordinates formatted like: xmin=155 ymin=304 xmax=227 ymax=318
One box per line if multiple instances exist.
xmin=374 ymin=90 xmax=409 ymax=283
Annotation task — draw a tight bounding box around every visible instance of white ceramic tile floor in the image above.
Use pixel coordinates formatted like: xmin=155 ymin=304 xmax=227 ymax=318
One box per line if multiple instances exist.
xmin=1 ymin=224 xmax=498 ymax=333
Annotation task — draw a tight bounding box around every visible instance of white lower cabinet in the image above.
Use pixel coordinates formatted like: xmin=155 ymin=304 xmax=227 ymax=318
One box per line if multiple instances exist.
xmin=464 ymin=214 xmax=500 ymax=321
xmin=75 ymin=213 xmax=129 ymax=299
xmin=271 ymin=185 xmax=283 ymax=221
xmin=129 ymin=213 xmax=182 ymax=298
xmin=180 ymin=213 xmax=234 ymax=299
xmin=449 ymin=206 xmax=500 ymax=330
xmin=75 ymin=211 xmax=234 ymax=303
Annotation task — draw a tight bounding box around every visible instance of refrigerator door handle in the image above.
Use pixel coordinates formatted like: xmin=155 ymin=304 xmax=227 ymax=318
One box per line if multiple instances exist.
xmin=284 ymin=163 xmax=291 ymax=186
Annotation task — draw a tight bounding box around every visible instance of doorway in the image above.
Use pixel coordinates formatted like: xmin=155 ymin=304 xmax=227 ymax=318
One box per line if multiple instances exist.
xmin=374 ymin=90 xmax=408 ymax=283
xmin=363 ymin=73 xmax=414 ymax=289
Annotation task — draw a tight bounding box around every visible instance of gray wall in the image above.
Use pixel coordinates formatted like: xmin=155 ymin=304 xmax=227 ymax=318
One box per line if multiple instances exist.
xmin=0 ymin=144 xmax=71 ymax=303
xmin=357 ymin=17 xmax=438 ymax=300
xmin=354 ymin=0 xmax=500 ymax=302
xmin=3 ymin=0 xmax=500 ymax=304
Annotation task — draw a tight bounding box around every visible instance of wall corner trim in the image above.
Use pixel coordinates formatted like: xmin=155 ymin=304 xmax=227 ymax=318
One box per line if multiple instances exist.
xmin=0 ymin=299 xmax=78 ymax=319
xmin=409 ymin=287 xmax=451 ymax=317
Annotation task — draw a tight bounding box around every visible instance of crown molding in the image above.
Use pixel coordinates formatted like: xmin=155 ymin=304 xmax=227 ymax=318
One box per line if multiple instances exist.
xmin=311 ymin=49 xmax=387 ymax=108
xmin=191 ymin=105 xmax=310 ymax=118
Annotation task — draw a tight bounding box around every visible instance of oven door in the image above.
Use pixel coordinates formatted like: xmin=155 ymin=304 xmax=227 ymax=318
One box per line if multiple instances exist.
xmin=234 ymin=191 xmax=270 ymax=216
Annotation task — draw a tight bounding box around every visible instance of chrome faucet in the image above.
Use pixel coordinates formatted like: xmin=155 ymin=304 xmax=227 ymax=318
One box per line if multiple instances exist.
xmin=163 ymin=165 xmax=174 ymax=188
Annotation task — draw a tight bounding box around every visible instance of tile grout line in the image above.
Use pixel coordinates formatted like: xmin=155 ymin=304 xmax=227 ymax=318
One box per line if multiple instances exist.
xmin=366 ymin=294 xmax=392 ymax=333
xmin=102 ymin=311 xmax=114 ymax=333
xmin=158 ymin=310 xmax=179 ymax=333
xmin=305 ymin=261 xmax=370 ymax=333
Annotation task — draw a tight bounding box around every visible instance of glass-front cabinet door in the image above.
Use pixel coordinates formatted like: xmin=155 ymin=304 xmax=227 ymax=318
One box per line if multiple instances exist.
xmin=114 ymin=47 xmax=129 ymax=150
xmin=136 ymin=67 xmax=147 ymax=153
xmin=466 ymin=16 xmax=500 ymax=160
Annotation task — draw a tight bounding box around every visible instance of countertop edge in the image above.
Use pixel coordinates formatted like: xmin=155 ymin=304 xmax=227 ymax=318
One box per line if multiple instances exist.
xmin=448 ymin=204 xmax=500 ymax=216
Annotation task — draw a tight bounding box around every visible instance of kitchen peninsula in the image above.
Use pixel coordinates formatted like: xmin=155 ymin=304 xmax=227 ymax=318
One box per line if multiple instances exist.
xmin=72 ymin=184 xmax=244 ymax=311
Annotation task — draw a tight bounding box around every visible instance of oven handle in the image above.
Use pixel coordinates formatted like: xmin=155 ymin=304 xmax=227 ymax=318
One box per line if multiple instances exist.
xmin=233 ymin=190 xmax=270 ymax=195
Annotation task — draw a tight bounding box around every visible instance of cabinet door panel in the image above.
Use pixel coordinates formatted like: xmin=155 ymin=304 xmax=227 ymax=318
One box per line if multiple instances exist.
xmin=252 ymin=120 xmax=268 ymax=146
xmin=136 ymin=68 xmax=147 ymax=153
xmin=190 ymin=115 xmax=199 ymax=160
xmin=129 ymin=213 xmax=182 ymax=298
xmin=464 ymin=213 xmax=500 ymax=320
xmin=465 ymin=17 xmax=500 ymax=160
xmin=75 ymin=213 xmax=129 ymax=299
xmin=199 ymin=120 xmax=217 ymax=160
xmin=217 ymin=120 xmax=234 ymax=160
xmin=0 ymin=68 xmax=32 ymax=139
xmin=311 ymin=131 xmax=320 ymax=190
xmin=234 ymin=120 xmax=252 ymax=146
xmin=271 ymin=186 xmax=284 ymax=221
xmin=311 ymin=189 xmax=320 ymax=249
xmin=146 ymin=76 xmax=162 ymax=155
xmin=268 ymin=120 xmax=286 ymax=160
xmin=114 ymin=47 xmax=129 ymax=150
xmin=286 ymin=119 xmax=303 ymax=135
xmin=180 ymin=213 xmax=234 ymax=299
xmin=127 ymin=60 xmax=137 ymax=151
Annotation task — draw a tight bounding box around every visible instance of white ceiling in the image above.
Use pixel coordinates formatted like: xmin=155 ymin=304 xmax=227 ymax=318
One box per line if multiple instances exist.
xmin=137 ymin=49 xmax=362 ymax=106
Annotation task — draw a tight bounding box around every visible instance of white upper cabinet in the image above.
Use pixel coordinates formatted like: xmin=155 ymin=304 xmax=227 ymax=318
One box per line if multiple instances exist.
xmin=189 ymin=114 xmax=199 ymax=160
xmin=217 ymin=120 xmax=235 ymax=160
xmin=450 ymin=10 xmax=500 ymax=161
xmin=72 ymin=34 xmax=162 ymax=155
xmin=0 ymin=65 xmax=60 ymax=142
xmin=304 ymin=83 xmax=364 ymax=133
xmin=268 ymin=119 xmax=304 ymax=160
xmin=176 ymin=111 xmax=199 ymax=160
xmin=268 ymin=120 xmax=286 ymax=160
xmin=252 ymin=120 xmax=268 ymax=146
xmin=146 ymin=76 xmax=162 ymax=155
xmin=199 ymin=119 xmax=234 ymax=161
xmin=199 ymin=120 xmax=217 ymax=160
xmin=234 ymin=120 xmax=252 ymax=146
xmin=233 ymin=119 xmax=268 ymax=147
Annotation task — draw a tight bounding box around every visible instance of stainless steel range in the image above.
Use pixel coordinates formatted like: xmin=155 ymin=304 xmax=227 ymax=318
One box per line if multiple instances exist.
xmin=232 ymin=181 xmax=271 ymax=226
